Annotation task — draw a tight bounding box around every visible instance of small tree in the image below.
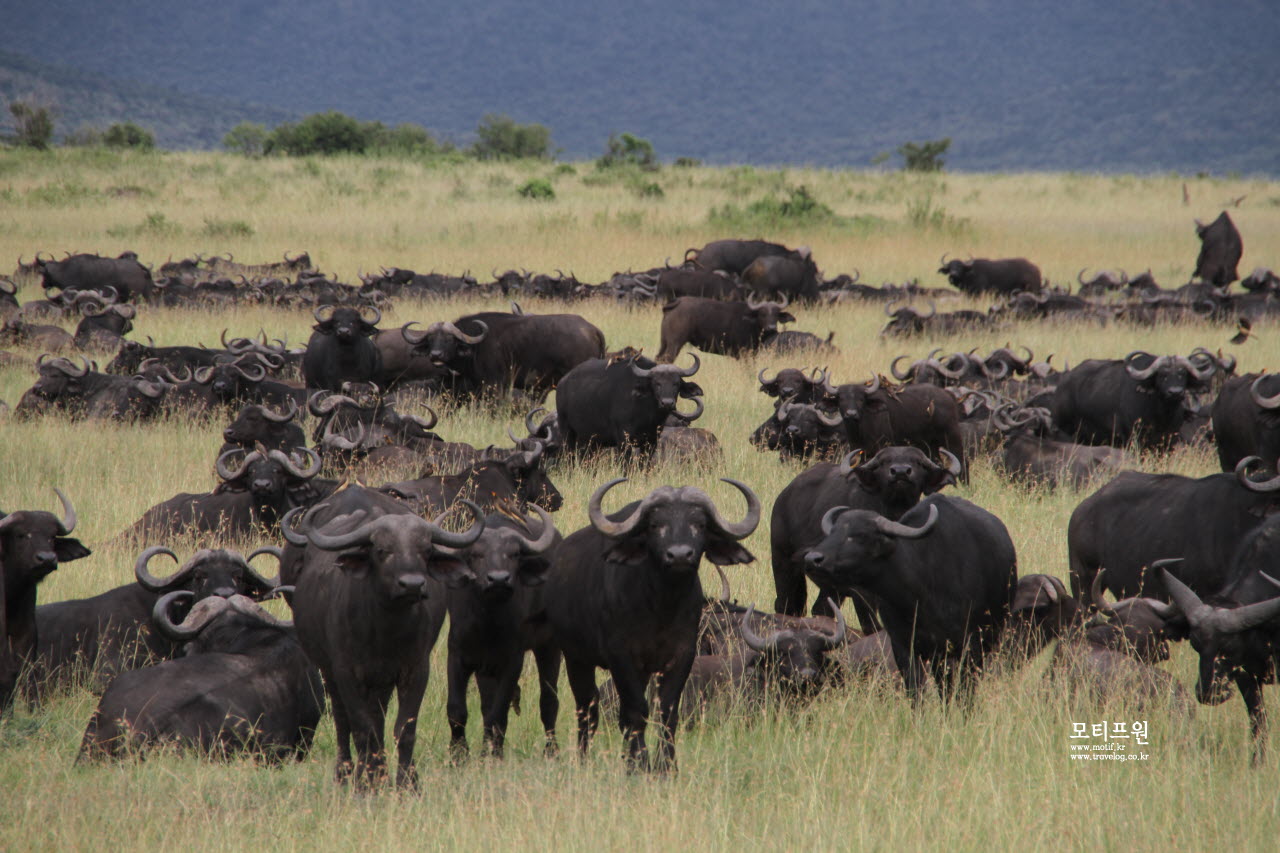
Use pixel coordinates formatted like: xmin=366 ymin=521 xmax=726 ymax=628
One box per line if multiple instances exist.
xmin=103 ymin=122 xmax=155 ymax=150
xmin=597 ymin=132 xmax=658 ymax=170
xmin=470 ymin=113 xmax=552 ymax=160
xmin=223 ymin=121 xmax=268 ymax=157
xmin=265 ymin=112 xmax=368 ymax=156
xmin=8 ymin=100 xmax=54 ymax=150
xmin=897 ymin=138 xmax=951 ymax=172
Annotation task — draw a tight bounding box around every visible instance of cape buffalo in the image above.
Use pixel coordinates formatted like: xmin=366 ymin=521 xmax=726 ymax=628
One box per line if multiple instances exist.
xmin=937 ymin=255 xmax=1042 ymax=295
xmin=803 ymin=496 xmax=1017 ymax=701
xmin=1211 ymin=374 xmax=1280 ymax=472
xmin=302 ymin=304 xmax=382 ymax=392
xmin=833 ymin=374 xmax=967 ymax=476
xmin=657 ymin=294 xmax=794 ymax=362
xmin=1194 ymin=211 xmax=1243 ymax=286
xmin=544 ymin=478 xmax=760 ymax=772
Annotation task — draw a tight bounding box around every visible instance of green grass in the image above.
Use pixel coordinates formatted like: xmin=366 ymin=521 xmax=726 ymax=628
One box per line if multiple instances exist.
xmin=2 ymin=149 xmax=1280 ymax=850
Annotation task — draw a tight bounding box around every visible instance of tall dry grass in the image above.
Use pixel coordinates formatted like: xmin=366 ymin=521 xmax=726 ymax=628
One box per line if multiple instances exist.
xmin=2 ymin=149 xmax=1280 ymax=850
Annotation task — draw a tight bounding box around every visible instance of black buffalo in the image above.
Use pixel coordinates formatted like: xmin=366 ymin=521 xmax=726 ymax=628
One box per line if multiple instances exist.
xmin=656 ymin=294 xmax=794 ymax=362
xmin=288 ymin=487 xmax=483 ymax=787
xmin=652 ymin=269 xmax=743 ymax=302
xmin=1194 ymin=211 xmax=1243 ymax=286
xmin=803 ymin=496 xmax=1017 ymax=700
xmin=685 ymin=239 xmax=794 ymax=275
xmin=78 ymin=591 xmax=324 ymax=761
xmin=33 ymin=545 xmax=283 ymax=691
xmin=1051 ymin=352 xmax=1216 ymax=450
xmin=302 ymin=305 xmax=382 ymax=392
xmin=556 ymin=352 xmax=705 ymax=462
xmin=543 ymin=477 xmax=760 ymax=771
xmin=443 ymin=507 xmax=561 ymax=759
xmin=1 ymin=489 xmax=89 ymax=710
xmin=770 ymin=446 xmax=961 ymax=621
xmin=741 ymin=250 xmax=820 ymax=303
xmin=37 ymin=252 xmax=155 ymax=302
xmin=218 ymin=401 xmax=306 ymax=457
xmin=379 ymin=443 xmax=562 ymax=516
xmin=1211 ymin=374 xmax=1280 ymax=472
xmin=833 ymin=374 xmax=967 ymax=474
xmin=1067 ymin=458 xmax=1280 ymax=609
xmin=937 ymin=255 xmax=1042 ymax=295
xmin=15 ymin=355 xmax=168 ymax=421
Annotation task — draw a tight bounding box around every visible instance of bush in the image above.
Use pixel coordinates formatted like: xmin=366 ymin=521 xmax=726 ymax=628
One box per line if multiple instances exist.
xmin=471 ymin=113 xmax=553 ymax=160
xmin=598 ymin=132 xmax=657 ymax=170
xmin=201 ymin=217 xmax=255 ymax=238
xmin=8 ymin=100 xmax=54 ymax=150
xmin=708 ymin=185 xmax=842 ymax=230
xmin=365 ymin=122 xmax=451 ymax=157
xmin=673 ymin=156 xmax=701 ymax=168
xmin=265 ymin=111 xmax=367 ymax=156
xmin=517 ymin=178 xmax=555 ymax=201
xmin=898 ymin=138 xmax=951 ymax=172
xmin=223 ymin=122 xmax=268 ymax=157
xmin=62 ymin=126 xmax=104 ymax=147
xmin=103 ymin=122 xmax=155 ymax=150
xmin=632 ymin=180 xmax=664 ymax=199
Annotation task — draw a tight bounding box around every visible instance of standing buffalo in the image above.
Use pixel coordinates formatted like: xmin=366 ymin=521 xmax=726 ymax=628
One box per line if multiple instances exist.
xmin=1194 ymin=211 xmax=1243 ymax=286
xmin=685 ymin=239 xmax=795 ymax=275
xmin=302 ymin=305 xmax=382 ymax=392
xmin=742 ymin=252 xmax=821 ymax=303
xmin=656 ymin=295 xmax=794 ymax=362
xmin=1067 ymin=457 xmax=1280 ymax=609
xmin=544 ymin=477 xmax=760 ymax=771
xmin=937 ymin=255 xmax=1043 ymax=295
xmin=288 ymin=488 xmax=484 ymax=787
xmin=832 ymin=374 xmax=967 ymax=475
xmin=803 ymin=495 xmax=1017 ymax=700
xmin=443 ymin=508 xmax=561 ymax=759
xmin=36 ymin=252 xmax=155 ymax=302
xmin=78 ymin=591 xmax=323 ymax=762
xmin=401 ymin=309 xmax=605 ymax=401
xmin=653 ymin=269 xmax=743 ymax=302
xmin=1 ymin=489 xmax=89 ymax=711
xmin=770 ymin=446 xmax=961 ymax=621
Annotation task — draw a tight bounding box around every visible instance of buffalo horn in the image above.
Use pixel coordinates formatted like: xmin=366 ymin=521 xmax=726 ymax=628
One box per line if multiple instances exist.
xmin=516 ymin=504 xmax=558 ymax=555
xmin=872 ymin=504 xmax=939 ymax=539
xmin=1236 ymin=456 xmax=1280 ymax=492
xmin=1249 ymin=376 xmax=1280 ymax=410
xmin=215 ymin=448 xmax=259 ymax=482
xmin=1162 ymin=567 xmax=1280 ymax=635
xmin=819 ymin=600 xmax=849 ymax=650
xmin=133 ymin=546 xmax=188 ymax=591
xmin=740 ymin=605 xmax=776 ymax=653
xmin=152 ymin=590 xmax=219 ymax=641
xmin=1124 ymin=351 xmax=1166 ymax=380
xmin=260 ymin=400 xmax=299 ymax=424
xmin=820 ymin=505 xmax=849 ymax=535
xmin=587 ymin=478 xmax=649 ymax=538
xmin=244 ymin=547 xmax=284 ymax=589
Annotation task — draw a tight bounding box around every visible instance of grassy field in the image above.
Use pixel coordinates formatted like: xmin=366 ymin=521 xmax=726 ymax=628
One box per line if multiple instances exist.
xmin=2 ymin=149 xmax=1280 ymax=851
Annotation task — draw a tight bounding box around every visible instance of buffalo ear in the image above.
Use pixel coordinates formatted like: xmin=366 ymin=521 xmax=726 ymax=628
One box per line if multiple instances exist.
xmin=679 ymin=382 xmax=704 ymax=399
xmin=517 ymin=555 xmax=552 ymax=586
xmin=779 ymin=312 xmax=797 ymax=324
xmin=605 ymin=537 xmax=649 ymax=565
xmin=851 ymin=462 xmax=879 ymax=490
xmin=922 ymin=467 xmax=958 ymax=495
xmin=427 ymin=553 xmax=469 ymax=583
xmin=704 ymin=538 xmax=755 ymax=567
xmin=761 ymin=382 xmax=779 ymax=397
xmin=54 ymin=537 xmax=91 ymax=563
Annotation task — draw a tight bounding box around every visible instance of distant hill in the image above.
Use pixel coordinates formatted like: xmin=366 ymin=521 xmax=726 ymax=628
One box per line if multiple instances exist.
xmin=1 ymin=0 xmax=1277 ymax=174
xmin=0 ymin=50 xmax=296 ymax=150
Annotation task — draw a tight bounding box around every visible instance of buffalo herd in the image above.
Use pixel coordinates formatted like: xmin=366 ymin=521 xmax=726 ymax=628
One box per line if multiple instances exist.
xmin=5 ymin=214 xmax=1280 ymax=786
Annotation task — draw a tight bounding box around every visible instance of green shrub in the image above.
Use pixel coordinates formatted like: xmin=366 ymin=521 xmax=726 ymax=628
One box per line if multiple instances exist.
xmin=471 ymin=114 xmax=553 ymax=160
xmin=632 ymin=180 xmax=664 ymax=199
xmin=517 ymin=178 xmax=555 ymax=201
xmin=266 ymin=111 xmax=367 ymax=156
xmin=7 ymin=100 xmax=54 ymax=150
xmin=898 ymin=138 xmax=951 ymax=172
xmin=222 ymin=122 xmax=268 ymax=157
xmin=106 ymin=211 xmax=180 ymax=238
xmin=103 ymin=122 xmax=155 ymax=150
xmin=201 ymin=217 xmax=255 ymax=238
xmin=673 ymin=156 xmax=701 ymax=168
xmin=598 ymin=132 xmax=658 ymax=171
xmin=62 ymin=126 xmax=104 ymax=147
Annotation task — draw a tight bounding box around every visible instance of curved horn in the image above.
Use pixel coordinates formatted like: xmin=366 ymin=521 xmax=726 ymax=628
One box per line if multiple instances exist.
xmin=426 ymin=500 xmax=486 ymax=548
xmin=133 ymin=546 xmax=187 ymax=592
xmin=865 ymin=373 xmax=881 ymax=395
xmin=587 ymin=478 xmax=648 ymax=538
xmin=1124 ymin=351 xmax=1166 ymax=381
xmin=259 ymin=400 xmax=299 ymax=423
xmin=937 ymin=448 xmax=963 ymax=479
xmin=820 ymin=505 xmax=849 ymax=536
xmin=1250 ymin=376 xmax=1280 ymax=410
xmin=215 ymin=448 xmax=256 ymax=482
xmin=1092 ymin=569 xmax=1114 ymax=614
xmin=1236 ymin=457 xmax=1280 ymax=492
xmin=714 ymin=564 xmax=731 ymax=603
xmin=308 ymin=391 xmax=358 ymax=418
xmin=872 ymin=503 xmax=939 ymax=539
xmin=695 ymin=479 xmax=762 ymax=540
xmin=280 ymin=507 xmax=310 ymax=546
xmin=447 ymin=320 xmax=487 ymax=345
xmin=152 ymin=590 xmax=219 ymax=642
xmin=51 ymin=487 xmax=77 ymax=534
xmin=890 ymin=355 xmax=914 ymax=381
xmin=1178 ymin=355 xmax=1217 ymax=384
xmin=674 ymin=352 xmax=701 ymax=377
xmin=399 ymin=321 xmax=428 ymax=346
xmin=1077 ymin=268 xmax=1090 ymax=286
xmin=244 ymin=547 xmax=284 ymax=589
xmin=313 ymin=304 xmax=335 ymax=324
xmin=740 ymin=605 xmax=777 ymax=653
xmin=360 ymin=305 xmax=382 ymax=326
xmin=516 ymin=505 xmax=558 ymax=554
xmin=269 ymin=447 xmax=322 ymax=480
xmin=525 ymin=407 xmax=547 ymax=434
xmin=819 ymin=599 xmax=848 ymax=649
xmin=758 ymin=367 xmax=776 ymax=387
xmin=815 ymin=407 xmax=843 ymax=427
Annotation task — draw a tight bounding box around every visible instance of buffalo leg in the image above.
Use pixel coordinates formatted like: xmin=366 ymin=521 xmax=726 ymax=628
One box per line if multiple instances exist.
xmin=533 ymin=644 xmax=562 ymax=756
xmin=393 ymin=672 xmax=428 ymax=789
xmin=611 ymin=665 xmax=652 ymax=772
xmin=445 ymin=651 xmax=473 ymax=763
xmin=564 ymin=656 xmax=599 ymax=756
xmin=653 ymin=654 xmax=695 ymax=775
xmin=477 ymin=669 xmax=516 ymax=758
xmin=772 ymin=556 xmax=809 ymax=616
xmin=328 ymin=685 xmax=355 ymax=784
xmin=1237 ymin=674 xmax=1268 ymax=766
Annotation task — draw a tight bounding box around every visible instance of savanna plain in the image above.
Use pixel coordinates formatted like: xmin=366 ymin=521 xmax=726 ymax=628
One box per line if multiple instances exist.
xmin=2 ymin=150 xmax=1280 ymax=850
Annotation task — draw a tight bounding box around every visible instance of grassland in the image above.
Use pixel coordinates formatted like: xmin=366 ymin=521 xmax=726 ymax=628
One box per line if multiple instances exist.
xmin=2 ymin=149 xmax=1280 ymax=851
